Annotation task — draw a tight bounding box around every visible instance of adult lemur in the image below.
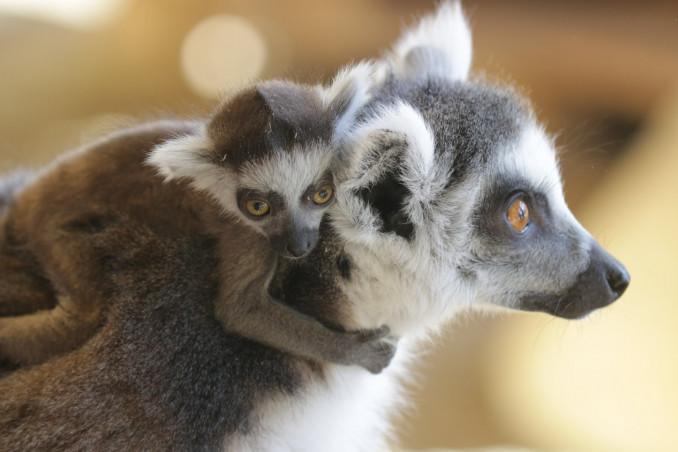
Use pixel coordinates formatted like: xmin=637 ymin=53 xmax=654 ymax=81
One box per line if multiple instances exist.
xmin=0 ymin=74 xmax=395 ymax=372
xmin=0 ymin=2 xmax=629 ymax=450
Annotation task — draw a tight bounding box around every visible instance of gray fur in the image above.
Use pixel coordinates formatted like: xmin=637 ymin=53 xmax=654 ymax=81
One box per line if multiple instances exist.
xmin=361 ymin=76 xmax=530 ymax=186
xmin=0 ymin=3 xmax=629 ymax=450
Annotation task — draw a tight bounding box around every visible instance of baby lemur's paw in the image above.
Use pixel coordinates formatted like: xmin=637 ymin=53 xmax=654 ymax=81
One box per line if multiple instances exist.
xmin=348 ymin=325 xmax=398 ymax=374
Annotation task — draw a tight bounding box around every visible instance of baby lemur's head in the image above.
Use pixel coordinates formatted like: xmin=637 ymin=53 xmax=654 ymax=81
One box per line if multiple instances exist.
xmin=148 ymin=70 xmax=371 ymax=258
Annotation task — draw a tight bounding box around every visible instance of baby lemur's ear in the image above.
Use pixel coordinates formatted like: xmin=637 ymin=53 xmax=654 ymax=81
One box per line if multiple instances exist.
xmin=145 ymin=124 xmax=216 ymax=184
xmin=147 ymin=90 xmax=270 ymax=184
xmin=318 ymin=62 xmax=381 ymax=141
xmin=384 ymin=1 xmax=472 ymax=82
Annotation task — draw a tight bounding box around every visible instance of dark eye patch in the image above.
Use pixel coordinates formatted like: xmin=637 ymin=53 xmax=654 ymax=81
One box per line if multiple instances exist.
xmin=356 ymin=169 xmax=414 ymax=241
xmin=472 ymin=175 xmax=553 ymax=244
xmin=302 ymin=171 xmax=335 ymax=201
xmin=236 ymin=188 xmax=285 ymax=216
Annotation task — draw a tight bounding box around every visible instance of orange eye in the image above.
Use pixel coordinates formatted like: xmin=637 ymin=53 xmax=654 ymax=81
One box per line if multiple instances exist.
xmin=506 ymin=197 xmax=530 ymax=233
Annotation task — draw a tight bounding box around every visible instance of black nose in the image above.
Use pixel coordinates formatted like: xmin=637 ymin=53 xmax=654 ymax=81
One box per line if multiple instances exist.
xmin=606 ymin=260 xmax=630 ymax=299
xmin=590 ymin=241 xmax=630 ymax=304
xmin=517 ymin=241 xmax=630 ymax=320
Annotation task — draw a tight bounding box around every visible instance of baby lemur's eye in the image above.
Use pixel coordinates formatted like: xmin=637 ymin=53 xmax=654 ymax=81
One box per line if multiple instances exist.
xmin=506 ymin=195 xmax=530 ymax=233
xmin=244 ymin=199 xmax=271 ymax=218
xmin=311 ymin=184 xmax=334 ymax=206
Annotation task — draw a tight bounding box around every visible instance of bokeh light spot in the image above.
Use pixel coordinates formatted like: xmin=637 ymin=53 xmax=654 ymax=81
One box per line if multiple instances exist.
xmin=181 ymin=15 xmax=267 ymax=99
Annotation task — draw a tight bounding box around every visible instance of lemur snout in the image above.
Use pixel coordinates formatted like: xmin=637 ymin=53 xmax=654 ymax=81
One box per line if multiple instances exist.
xmin=285 ymin=228 xmax=319 ymax=259
xmin=560 ymin=241 xmax=630 ymax=318
xmin=518 ymin=241 xmax=630 ymax=319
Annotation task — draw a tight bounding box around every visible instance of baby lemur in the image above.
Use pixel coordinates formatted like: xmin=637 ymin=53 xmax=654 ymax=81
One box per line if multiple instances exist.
xmin=0 ymin=74 xmax=394 ymax=373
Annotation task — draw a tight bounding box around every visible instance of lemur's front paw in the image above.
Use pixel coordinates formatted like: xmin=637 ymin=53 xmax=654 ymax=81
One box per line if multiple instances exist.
xmin=348 ymin=325 xmax=398 ymax=374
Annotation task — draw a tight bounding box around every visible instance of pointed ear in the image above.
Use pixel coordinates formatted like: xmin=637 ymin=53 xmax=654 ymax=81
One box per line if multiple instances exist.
xmin=146 ymin=129 xmax=215 ymax=182
xmin=318 ymin=61 xmax=380 ymax=141
xmin=339 ymin=102 xmax=437 ymax=240
xmin=386 ymin=1 xmax=472 ymax=82
xmin=146 ymin=129 xmax=239 ymax=210
xmin=343 ymin=102 xmax=435 ymax=188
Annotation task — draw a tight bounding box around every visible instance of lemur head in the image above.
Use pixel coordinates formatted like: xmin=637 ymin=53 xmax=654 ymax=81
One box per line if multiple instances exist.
xmin=148 ymin=70 xmax=372 ymax=258
xmin=333 ymin=2 xmax=629 ymax=329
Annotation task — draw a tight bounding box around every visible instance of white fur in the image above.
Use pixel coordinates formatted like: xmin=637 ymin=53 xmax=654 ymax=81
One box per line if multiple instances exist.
xmin=336 ymin=101 xmax=439 ymax=242
xmin=146 ymin=69 xmax=378 ymax=226
xmin=498 ymin=124 xmax=590 ymax=239
xmin=348 ymin=101 xmax=436 ymax=180
xmin=317 ymin=61 xmax=380 ymax=141
xmin=213 ymin=4 xmax=596 ymax=450
xmin=388 ymin=1 xmax=472 ymax=81
xmin=146 ymin=128 xmax=211 ymax=182
xmin=226 ymin=342 xmax=416 ymax=452
xmin=237 ymin=145 xmax=333 ymax=200
xmin=220 ymin=99 xmax=480 ymax=450
xmin=146 ymin=130 xmax=243 ymax=215
xmin=498 ymin=124 xmax=561 ymax=196
xmin=204 ymin=3 xmax=591 ymax=450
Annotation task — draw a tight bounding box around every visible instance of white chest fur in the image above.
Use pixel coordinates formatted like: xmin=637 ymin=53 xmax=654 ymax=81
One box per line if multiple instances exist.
xmin=225 ymin=344 xmax=413 ymax=452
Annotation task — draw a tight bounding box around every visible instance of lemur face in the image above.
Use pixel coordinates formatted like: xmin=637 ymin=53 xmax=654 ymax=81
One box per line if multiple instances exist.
xmin=466 ymin=120 xmax=629 ymax=319
xmin=148 ymin=68 xmax=372 ymax=259
xmin=341 ymin=79 xmax=628 ymax=321
xmin=333 ymin=2 xmax=629 ymax=323
xmin=232 ymin=147 xmax=335 ymax=258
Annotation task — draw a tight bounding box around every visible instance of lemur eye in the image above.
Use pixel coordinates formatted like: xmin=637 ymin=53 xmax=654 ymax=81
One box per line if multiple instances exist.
xmin=244 ymin=199 xmax=271 ymax=218
xmin=506 ymin=196 xmax=530 ymax=233
xmin=311 ymin=184 xmax=334 ymax=205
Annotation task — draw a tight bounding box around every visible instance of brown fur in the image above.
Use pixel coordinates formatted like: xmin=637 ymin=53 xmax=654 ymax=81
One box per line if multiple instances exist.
xmin=0 ymin=112 xmax=387 ymax=450
xmin=0 ymin=84 xmax=393 ymax=373
xmin=0 ymin=120 xmax=215 ymax=365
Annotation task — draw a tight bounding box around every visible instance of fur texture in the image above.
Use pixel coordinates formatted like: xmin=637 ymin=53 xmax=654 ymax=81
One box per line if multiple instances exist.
xmin=0 ymin=3 xmax=629 ymax=451
xmin=0 ymin=79 xmax=395 ymax=372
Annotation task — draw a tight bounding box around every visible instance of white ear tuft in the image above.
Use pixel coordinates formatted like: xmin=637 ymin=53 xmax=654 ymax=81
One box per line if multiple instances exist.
xmin=318 ymin=61 xmax=381 ymax=142
xmin=360 ymin=102 xmax=435 ymax=172
xmin=342 ymin=101 xmax=436 ymax=189
xmin=147 ymin=130 xmax=242 ymax=213
xmin=145 ymin=131 xmax=214 ymax=182
xmin=388 ymin=1 xmax=472 ymax=81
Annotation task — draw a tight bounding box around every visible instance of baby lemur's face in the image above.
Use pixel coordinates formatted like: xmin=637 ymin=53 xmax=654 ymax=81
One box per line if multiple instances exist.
xmin=230 ymin=147 xmax=336 ymax=258
xmin=211 ymin=83 xmax=340 ymax=258
xmin=149 ymin=75 xmax=368 ymax=259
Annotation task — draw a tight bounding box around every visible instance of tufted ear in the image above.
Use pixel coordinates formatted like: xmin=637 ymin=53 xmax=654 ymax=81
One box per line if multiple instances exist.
xmin=318 ymin=61 xmax=381 ymax=142
xmin=355 ymin=138 xmax=414 ymax=240
xmin=385 ymin=1 xmax=472 ymax=82
xmin=146 ymin=127 xmax=215 ymax=183
xmin=340 ymin=102 xmax=437 ymax=240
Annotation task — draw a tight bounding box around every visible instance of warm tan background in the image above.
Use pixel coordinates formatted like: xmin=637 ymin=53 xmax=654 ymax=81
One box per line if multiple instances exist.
xmin=1 ymin=1 xmax=676 ymax=451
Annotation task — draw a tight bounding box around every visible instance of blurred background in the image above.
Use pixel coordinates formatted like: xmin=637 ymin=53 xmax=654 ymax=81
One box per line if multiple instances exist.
xmin=1 ymin=0 xmax=676 ymax=450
